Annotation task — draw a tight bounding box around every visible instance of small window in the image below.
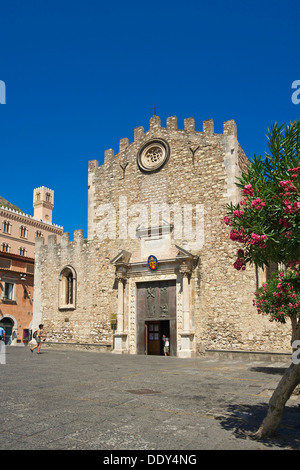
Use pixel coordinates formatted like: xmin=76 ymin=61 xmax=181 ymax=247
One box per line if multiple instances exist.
xmin=1 ymin=243 xmax=10 ymax=252
xmin=26 ymin=263 xmax=34 ymax=274
xmin=0 ymin=258 xmax=11 ymax=269
xmin=3 ymin=282 xmax=15 ymax=301
xmin=36 ymin=230 xmax=42 ymax=237
xmin=59 ymin=266 xmax=76 ymax=310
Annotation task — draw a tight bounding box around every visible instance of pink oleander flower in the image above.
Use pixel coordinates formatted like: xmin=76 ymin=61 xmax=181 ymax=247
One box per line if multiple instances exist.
xmin=288 ymin=165 xmax=300 ymax=174
xmin=279 ymin=218 xmax=291 ymax=228
xmin=224 ymin=216 xmax=231 ymax=225
xmin=251 ymin=198 xmax=266 ymax=210
xmin=243 ymin=184 xmax=254 ymax=196
xmin=279 ymin=180 xmax=298 ymax=192
xmin=230 ymin=228 xmax=248 ymax=243
xmin=233 ymin=256 xmax=246 ymax=271
xmin=249 ymin=232 xmax=268 ymax=248
xmin=233 ymin=210 xmax=244 ymax=218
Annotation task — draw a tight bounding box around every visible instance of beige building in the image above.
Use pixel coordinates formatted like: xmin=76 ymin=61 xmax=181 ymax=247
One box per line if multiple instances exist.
xmin=0 ymin=187 xmax=63 ymax=344
xmin=33 ymin=115 xmax=291 ymax=356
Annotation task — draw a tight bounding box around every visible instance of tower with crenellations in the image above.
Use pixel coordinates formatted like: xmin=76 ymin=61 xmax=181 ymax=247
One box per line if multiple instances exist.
xmin=33 ymin=187 xmax=54 ymax=224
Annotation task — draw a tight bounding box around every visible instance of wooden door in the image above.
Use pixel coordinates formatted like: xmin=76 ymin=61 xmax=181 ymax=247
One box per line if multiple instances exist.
xmin=147 ymin=321 xmax=160 ymax=355
xmin=137 ymin=280 xmax=176 ymax=355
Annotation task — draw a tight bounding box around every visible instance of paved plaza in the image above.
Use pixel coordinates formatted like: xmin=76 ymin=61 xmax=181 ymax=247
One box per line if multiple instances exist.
xmin=1 ymin=346 xmax=300 ymax=451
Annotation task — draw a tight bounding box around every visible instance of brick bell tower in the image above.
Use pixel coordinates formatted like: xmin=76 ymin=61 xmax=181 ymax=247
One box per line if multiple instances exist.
xmin=33 ymin=187 xmax=54 ymax=224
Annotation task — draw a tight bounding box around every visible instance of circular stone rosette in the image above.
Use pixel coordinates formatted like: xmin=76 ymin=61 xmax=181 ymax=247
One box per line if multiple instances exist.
xmin=137 ymin=139 xmax=170 ymax=173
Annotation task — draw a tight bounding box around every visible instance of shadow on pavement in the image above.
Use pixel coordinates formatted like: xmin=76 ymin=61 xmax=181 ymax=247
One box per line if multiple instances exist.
xmin=217 ymin=402 xmax=300 ymax=449
xmin=248 ymin=366 xmax=288 ymax=376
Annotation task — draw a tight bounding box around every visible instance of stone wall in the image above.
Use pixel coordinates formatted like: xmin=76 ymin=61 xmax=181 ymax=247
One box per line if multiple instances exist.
xmin=33 ymin=231 xmax=119 ymax=345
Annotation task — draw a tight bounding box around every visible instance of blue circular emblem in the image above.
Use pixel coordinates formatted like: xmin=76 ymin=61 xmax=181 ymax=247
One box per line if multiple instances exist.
xmin=148 ymin=255 xmax=158 ymax=271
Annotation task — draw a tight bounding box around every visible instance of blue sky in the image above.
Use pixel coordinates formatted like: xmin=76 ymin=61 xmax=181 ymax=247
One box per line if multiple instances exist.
xmin=0 ymin=0 xmax=299 ymax=238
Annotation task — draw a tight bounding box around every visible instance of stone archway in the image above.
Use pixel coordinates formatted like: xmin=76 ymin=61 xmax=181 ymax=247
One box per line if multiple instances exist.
xmin=0 ymin=315 xmax=17 ymax=345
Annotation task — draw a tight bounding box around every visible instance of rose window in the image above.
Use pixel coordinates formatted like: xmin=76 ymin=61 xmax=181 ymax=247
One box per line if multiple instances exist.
xmin=144 ymin=146 xmax=163 ymax=165
xmin=137 ymin=139 xmax=170 ymax=172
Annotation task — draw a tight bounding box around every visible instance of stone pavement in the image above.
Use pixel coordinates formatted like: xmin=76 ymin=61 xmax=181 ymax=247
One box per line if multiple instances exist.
xmin=1 ymin=346 xmax=300 ymax=451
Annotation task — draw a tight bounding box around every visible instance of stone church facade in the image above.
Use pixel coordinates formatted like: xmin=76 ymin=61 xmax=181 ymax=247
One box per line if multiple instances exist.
xmin=33 ymin=114 xmax=291 ymax=356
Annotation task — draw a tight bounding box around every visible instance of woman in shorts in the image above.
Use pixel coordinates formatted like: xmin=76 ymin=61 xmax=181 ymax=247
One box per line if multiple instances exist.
xmin=30 ymin=324 xmax=46 ymax=354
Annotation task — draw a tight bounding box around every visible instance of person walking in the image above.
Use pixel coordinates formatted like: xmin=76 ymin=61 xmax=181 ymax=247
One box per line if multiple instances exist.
xmin=0 ymin=325 xmax=5 ymax=364
xmin=0 ymin=326 xmax=5 ymax=343
xmin=30 ymin=324 xmax=46 ymax=354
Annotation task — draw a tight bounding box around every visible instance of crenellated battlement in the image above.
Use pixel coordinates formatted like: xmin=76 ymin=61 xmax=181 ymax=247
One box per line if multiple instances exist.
xmin=36 ymin=229 xmax=86 ymax=251
xmin=89 ymin=115 xmax=238 ymax=170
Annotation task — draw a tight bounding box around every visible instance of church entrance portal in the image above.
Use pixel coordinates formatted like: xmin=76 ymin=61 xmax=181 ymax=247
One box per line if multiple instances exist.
xmin=136 ymin=280 xmax=176 ymax=356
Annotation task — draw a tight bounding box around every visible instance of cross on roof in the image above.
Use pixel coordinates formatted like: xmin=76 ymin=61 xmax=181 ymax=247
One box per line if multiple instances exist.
xmin=152 ymin=104 xmax=160 ymax=116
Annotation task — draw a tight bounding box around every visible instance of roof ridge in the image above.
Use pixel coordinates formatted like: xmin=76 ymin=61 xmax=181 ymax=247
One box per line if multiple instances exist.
xmin=0 ymin=196 xmax=22 ymax=213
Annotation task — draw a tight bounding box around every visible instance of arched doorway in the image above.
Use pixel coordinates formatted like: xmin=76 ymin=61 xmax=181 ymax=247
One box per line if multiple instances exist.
xmin=0 ymin=317 xmax=15 ymax=345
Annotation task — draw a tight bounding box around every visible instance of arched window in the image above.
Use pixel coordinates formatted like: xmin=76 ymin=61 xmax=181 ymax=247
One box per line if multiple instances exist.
xmin=20 ymin=226 xmax=28 ymax=238
xmin=1 ymin=243 xmax=10 ymax=252
xmin=18 ymin=247 xmax=27 ymax=256
xmin=2 ymin=220 xmax=11 ymax=234
xmin=59 ymin=266 xmax=76 ymax=310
